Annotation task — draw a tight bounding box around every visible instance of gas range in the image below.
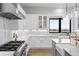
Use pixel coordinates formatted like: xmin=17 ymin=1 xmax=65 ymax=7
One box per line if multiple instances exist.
xmin=0 ymin=41 xmax=25 ymax=51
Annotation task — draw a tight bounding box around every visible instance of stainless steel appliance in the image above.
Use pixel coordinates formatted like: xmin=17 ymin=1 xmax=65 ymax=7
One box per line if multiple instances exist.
xmin=0 ymin=41 xmax=29 ymax=56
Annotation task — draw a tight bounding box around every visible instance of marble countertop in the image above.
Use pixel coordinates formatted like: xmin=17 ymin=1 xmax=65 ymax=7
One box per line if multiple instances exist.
xmin=52 ymin=39 xmax=59 ymax=43
xmin=56 ymin=43 xmax=79 ymax=56
xmin=52 ymin=38 xmax=79 ymax=56
xmin=64 ymin=45 xmax=79 ymax=56
xmin=52 ymin=38 xmax=70 ymax=43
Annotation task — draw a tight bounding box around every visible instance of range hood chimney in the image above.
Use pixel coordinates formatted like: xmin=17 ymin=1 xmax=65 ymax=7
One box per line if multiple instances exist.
xmin=0 ymin=3 xmax=21 ymax=20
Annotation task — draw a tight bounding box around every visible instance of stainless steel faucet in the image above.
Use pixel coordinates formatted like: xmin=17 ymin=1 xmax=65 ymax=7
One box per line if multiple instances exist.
xmin=69 ymin=32 xmax=78 ymax=46
xmin=13 ymin=33 xmax=18 ymax=41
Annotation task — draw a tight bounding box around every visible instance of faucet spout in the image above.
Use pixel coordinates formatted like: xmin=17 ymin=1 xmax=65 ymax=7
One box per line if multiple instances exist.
xmin=13 ymin=33 xmax=18 ymax=41
xmin=69 ymin=32 xmax=78 ymax=46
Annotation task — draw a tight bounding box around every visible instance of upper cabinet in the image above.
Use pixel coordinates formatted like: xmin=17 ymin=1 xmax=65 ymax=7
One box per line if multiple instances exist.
xmin=38 ymin=16 xmax=47 ymax=29
xmin=39 ymin=16 xmax=42 ymax=28
xmin=43 ymin=16 xmax=47 ymax=28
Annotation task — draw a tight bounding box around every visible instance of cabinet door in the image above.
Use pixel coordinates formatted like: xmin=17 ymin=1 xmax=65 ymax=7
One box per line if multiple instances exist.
xmin=43 ymin=16 xmax=47 ymax=28
xmin=38 ymin=16 xmax=47 ymax=29
xmin=43 ymin=38 xmax=52 ymax=48
xmin=39 ymin=16 xmax=42 ymax=28
xmin=29 ymin=36 xmax=52 ymax=48
xmin=29 ymin=37 xmax=38 ymax=48
xmin=52 ymin=40 xmax=56 ymax=56
xmin=55 ymin=49 xmax=62 ymax=56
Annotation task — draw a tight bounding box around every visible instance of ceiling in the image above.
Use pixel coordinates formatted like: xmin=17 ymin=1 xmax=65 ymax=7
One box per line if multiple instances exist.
xmin=20 ymin=3 xmax=79 ymax=9
xmin=19 ymin=3 xmax=79 ymax=14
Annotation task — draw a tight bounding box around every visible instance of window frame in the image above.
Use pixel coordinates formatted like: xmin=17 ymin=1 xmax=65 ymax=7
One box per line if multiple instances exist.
xmin=49 ymin=18 xmax=71 ymax=33
xmin=49 ymin=18 xmax=60 ymax=33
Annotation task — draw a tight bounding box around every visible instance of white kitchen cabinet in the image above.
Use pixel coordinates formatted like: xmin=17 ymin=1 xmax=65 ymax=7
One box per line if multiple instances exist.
xmin=38 ymin=16 xmax=47 ymax=29
xmin=29 ymin=36 xmax=52 ymax=48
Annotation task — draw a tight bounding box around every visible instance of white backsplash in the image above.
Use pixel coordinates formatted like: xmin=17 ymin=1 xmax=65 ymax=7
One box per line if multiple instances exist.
xmin=0 ymin=17 xmax=12 ymax=46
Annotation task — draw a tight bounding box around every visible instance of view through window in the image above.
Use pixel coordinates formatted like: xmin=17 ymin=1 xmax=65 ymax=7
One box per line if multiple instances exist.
xmin=49 ymin=18 xmax=71 ymax=33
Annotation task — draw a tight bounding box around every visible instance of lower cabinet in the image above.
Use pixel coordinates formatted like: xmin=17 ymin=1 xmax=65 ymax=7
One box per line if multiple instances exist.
xmin=55 ymin=48 xmax=71 ymax=56
xmin=52 ymin=40 xmax=62 ymax=56
xmin=29 ymin=36 xmax=52 ymax=48
xmin=52 ymin=40 xmax=56 ymax=56
xmin=55 ymin=49 xmax=62 ymax=56
xmin=64 ymin=50 xmax=71 ymax=56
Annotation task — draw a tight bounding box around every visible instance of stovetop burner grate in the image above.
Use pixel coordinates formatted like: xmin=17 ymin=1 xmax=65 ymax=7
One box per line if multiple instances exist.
xmin=0 ymin=41 xmax=25 ymax=51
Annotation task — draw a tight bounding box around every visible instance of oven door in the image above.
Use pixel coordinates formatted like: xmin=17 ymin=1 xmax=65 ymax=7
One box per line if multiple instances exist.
xmin=14 ymin=43 xmax=30 ymax=56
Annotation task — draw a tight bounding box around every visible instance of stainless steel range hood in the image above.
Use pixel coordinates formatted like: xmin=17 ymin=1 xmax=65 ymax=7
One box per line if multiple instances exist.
xmin=0 ymin=3 xmax=21 ymax=20
xmin=0 ymin=12 xmax=21 ymax=19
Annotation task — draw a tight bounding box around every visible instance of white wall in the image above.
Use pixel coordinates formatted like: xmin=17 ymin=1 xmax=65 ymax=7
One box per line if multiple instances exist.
xmin=0 ymin=3 xmax=19 ymax=45
xmin=0 ymin=17 xmax=12 ymax=45
xmin=0 ymin=17 xmax=5 ymax=45
xmin=18 ymin=15 xmax=39 ymax=30
xmin=6 ymin=20 xmax=19 ymax=30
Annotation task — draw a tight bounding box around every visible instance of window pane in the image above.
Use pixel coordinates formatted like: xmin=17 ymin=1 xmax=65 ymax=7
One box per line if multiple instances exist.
xmin=49 ymin=19 xmax=59 ymax=32
xmin=61 ymin=19 xmax=70 ymax=32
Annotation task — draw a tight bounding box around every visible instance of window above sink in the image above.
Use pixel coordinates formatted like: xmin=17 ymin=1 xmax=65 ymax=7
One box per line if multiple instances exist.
xmin=49 ymin=18 xmax=71 ymax=33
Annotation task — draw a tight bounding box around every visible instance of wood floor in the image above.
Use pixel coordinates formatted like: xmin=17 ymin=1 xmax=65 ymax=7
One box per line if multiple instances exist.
xmin=27 ymin=48 xmax=52 ymax=56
